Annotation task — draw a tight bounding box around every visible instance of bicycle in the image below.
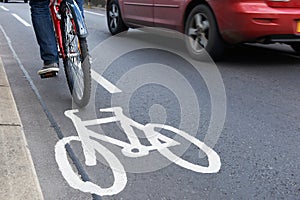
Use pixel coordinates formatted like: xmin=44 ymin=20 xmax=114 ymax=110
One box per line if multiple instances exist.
xmin=46 ymin=0 xmax=91 ymax=107
xmin=55 ymin=106 xmax=221 ymax=196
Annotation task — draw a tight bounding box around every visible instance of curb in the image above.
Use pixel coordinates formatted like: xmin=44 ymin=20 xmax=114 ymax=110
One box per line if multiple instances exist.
xmin=0 ymin=57 xmax=44 ymax=200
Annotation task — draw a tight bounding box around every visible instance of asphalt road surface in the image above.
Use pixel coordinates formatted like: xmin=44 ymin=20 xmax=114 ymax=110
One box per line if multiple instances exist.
xmin=0 ymin=3 xmax=300 ymax=200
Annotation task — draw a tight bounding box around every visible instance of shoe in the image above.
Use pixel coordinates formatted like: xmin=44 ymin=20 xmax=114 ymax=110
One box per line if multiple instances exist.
xmin=37 ymin=63 xmax=59 ymax=75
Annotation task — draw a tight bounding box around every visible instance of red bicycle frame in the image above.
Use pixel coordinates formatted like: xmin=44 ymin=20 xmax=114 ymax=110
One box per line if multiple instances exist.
xmin=50 ymin=0 xmax=66 ymax=60
xmin=50 ymin=0 xmax=88 ymax=60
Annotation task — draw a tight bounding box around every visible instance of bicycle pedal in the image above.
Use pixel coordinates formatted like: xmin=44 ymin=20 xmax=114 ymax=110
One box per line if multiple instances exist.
xmin=40 ymin=71 xmax=58 ymax=79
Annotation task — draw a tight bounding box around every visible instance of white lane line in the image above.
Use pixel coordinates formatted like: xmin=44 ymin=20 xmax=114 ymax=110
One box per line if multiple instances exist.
xmin=283 ymin=53 xmax=300 ymax=60
xmin=91 ymin=69 xmax=122 ymax=94
xmin=85 ymin=10 xmax=105 ymax=17
xmin=12 ymin=13 xmax=31 ymax=27
xmin=0 ymin=6 xmax=9 ymax=11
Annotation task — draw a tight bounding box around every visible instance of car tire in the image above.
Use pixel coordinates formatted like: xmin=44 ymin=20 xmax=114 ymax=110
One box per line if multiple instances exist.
xmin=24 ymin=0 xmax=28 ymax=2
xmin=291 ymin=43 xmax=300 ymax=54
xmin=4 ymin=0 xmax=8 ymax=3
xmin=107 ymin=0 xmax=129 ymax=35
xmin=185 ymin=4 xmax=225 ymax=61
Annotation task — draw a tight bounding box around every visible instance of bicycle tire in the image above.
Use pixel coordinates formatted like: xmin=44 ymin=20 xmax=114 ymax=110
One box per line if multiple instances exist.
xmin=61 ymin=8 xmax=91 ymax=107
xmin=145 ymin=124 xmax=221 ymax=173
xmin=55 ymin=136 xmax=127 ymax=196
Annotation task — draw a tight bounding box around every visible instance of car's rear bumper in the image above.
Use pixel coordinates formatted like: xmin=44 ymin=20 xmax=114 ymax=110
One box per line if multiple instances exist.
xmin=215 ymin=2 xmax=300 ymax=44
xmin=265 ymin=34 xmax=300 ymax=43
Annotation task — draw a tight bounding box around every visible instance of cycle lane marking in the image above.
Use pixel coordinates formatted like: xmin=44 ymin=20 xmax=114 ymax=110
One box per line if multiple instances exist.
xmin=283 ymin=53 xmax=300 ymax=60
xmin=11 ymin=13 xmax=31 ymax=27
xmin=56 ymin=105 xmax=221 ymax=196
xmin=0 ymin=6 xmax=9 ymax=11
xmin=91 ymin=69 xmax=122 ymax=93
xmin=85 ymin=10 xmax=105 ymax=17
xmin=0 ymin=5 xmax=31 ymax=27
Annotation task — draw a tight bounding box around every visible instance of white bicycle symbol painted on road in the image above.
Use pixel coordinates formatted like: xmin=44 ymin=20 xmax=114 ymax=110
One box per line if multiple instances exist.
xmin=55 ymin=106 xmax=221 ymax=196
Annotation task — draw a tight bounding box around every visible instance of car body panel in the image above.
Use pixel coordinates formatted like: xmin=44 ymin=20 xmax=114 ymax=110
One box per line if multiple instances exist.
xmin=210 ymin=1 xmax=300 ymax=43
xmin=153 ymin=0 xmax=184 ymax=30
xmin=122 ymin=0 xmax=154 ymax=26
xmin=115 ymin=0 xmax=300 ymax=44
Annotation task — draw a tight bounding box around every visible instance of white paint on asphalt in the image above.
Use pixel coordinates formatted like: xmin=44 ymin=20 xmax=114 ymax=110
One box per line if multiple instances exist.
xmin=284 ymin=53 xmax=300 ymax=60
xmin=55 ymin=106 xmax=221 ymax=196
xmin=0 ymin=6 xmax=9 ymax=11
xmin=12 ymin=13 xmax=31 ymax=27
xmin=85 ymin=10 xmax=105 ymax=17
xmin=91 ymin=69 xmax=122 ymax=93
xmin=55 ymin=136 xmax=127 ymax=196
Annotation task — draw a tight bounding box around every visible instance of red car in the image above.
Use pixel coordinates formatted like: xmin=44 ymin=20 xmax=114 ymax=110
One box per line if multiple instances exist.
xmin=106 ymin=0 xmax=300 ymax=60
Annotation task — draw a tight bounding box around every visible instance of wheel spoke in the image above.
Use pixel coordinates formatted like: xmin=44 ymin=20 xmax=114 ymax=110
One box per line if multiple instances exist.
xmin=72 ymin=70 xmax=84 ymax=98
xmin=199 ymin=34 xmax=208 ymax=47
xmin=201 ymin=20 xmax=210 ymax=31
xmin=188 ymin=28 xmax=198 ymax=36
xmin=194 ymin=14 xmax=202 ymax=28
xmin=70 ymin=60 xmax=84 ymax=98
xmin=74 ymin=74 xmax=84 ymax=96
xmin=110 ymin=19 xmax=114 ymax=28
xmin=192 ymin=37 xmax=200 ymax=50
xmin=109 ymin=11 xmax=114 ymax=18
xmin=113 ymin=18 xmax=117 ymax=28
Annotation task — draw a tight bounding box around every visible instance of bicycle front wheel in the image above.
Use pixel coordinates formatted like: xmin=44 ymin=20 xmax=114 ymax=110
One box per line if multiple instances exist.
xmin=61 ymin=9 xmax=91 ymax=107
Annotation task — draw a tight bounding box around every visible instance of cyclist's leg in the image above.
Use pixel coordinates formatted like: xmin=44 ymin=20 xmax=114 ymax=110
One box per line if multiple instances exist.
xmin=29 ymin=0 xmax=59 ymax=74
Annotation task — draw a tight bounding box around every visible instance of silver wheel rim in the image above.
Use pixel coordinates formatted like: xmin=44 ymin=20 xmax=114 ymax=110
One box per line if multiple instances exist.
xmin=109 ymin=4 xmax=119 ymax=31
xmin=65 ymin=13 xmax=84 ymax=100
xmin=187 ymin=13 xmax=210 ymax=53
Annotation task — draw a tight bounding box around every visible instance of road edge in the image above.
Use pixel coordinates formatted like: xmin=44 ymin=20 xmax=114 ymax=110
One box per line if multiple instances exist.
xmin=0 ymin=57 xmax=44 ymax=200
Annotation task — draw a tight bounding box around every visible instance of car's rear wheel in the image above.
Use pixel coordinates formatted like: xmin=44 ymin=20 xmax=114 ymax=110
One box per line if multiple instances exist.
xmin=185 ymin=4 xmax=225 ymax=61
xmin=107 ymin=0 xmax=129 ymax=35
xmin=291 ymin=43 xmax=300 ymax=54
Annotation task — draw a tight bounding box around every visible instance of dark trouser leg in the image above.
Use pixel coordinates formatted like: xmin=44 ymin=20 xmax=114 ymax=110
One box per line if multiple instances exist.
xmin=29 ymin=0 xmax=59 ymax=65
